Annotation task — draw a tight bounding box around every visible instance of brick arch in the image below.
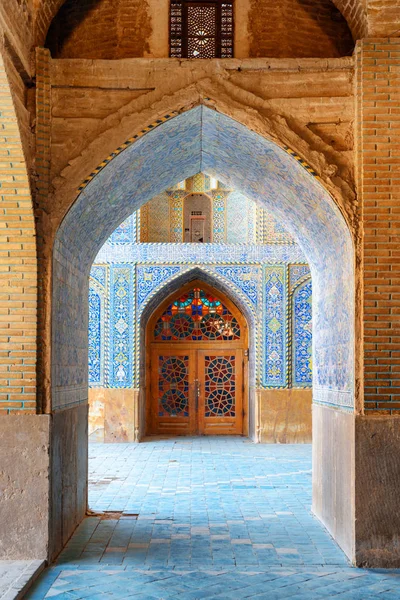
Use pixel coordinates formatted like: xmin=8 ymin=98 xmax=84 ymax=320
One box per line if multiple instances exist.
xmin=331 ymin=0 xmax=368 ymax=39
xmin=34 ymin=0 xmax=66 ymax=46
xmin=52 ymin=89 xmax=356 ymax=236
xmin=48 ymin=102 xmax=358 ymax=562
xmin=0 ymin=53 xmax=37 ymax=414
xmin=54 ymin=105 xmax=356 ymax=416
xmin=34 ymin=0 xmax=368 ymax=51
xmin=41 ymin=87 xmax=357 ymax=432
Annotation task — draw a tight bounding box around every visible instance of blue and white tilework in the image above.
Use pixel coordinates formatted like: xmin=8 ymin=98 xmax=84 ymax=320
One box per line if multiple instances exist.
xmin=89 ymin=249 xmax=311 ymax=389
xmin=108 ymin=266 xmax=135 ymax=387
xmin=263 ymin=266 xmax=287 ymax=387
xmin=88 ymin=284 xmax=104 ymax=386
xmin=289 ymin=264 xmax=311 ymax=291
xmin=90 ymin=265 xmax=107 ymax=287
xmin=57 ymin=106 xmax=353 ymax=411
xmin=214 ymin=265 xmax=260 ymax=307
xmin=293 ymin=279 xmax=312 ymax=387
xmin=212 ymin=193 xmax=226 ymax=243
xmin=109 ymin=214 xmax=137 ymax=244
xmin=226 ymin=191 xmax=249 ymax=244
xmin=95 ymin=242 xmax=306 ymax=265
xmin=137 ymin=265 xmax=181 ymax=309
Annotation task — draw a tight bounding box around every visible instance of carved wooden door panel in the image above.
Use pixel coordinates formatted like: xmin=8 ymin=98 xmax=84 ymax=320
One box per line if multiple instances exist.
xmin=198 ymin=349 xmax=243 ymax=435
xmin=150 ymin=346 xmax=243 ymax=436
xmin=147 ymin=281 xmax=248 ymax=437
xmin=150 ymin=347 xmax=196 ymax=436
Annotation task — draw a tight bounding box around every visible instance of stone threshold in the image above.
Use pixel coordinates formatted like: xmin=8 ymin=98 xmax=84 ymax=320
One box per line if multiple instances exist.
xmin=0 ymin=560 xmax=45 ymax=600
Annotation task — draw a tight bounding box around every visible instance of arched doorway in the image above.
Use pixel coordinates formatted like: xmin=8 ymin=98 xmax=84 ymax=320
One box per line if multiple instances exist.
xmin=146 ymin=280 xmax=249 ymax=436
xmin=51 ymin=105 xmax=355 ymax=561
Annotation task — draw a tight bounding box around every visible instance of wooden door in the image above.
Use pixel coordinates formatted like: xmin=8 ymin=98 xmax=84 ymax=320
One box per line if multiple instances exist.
xmin=149 ymin=346 xmax=244 ymax=436
xmin=198 ymin=349 xmax=243 ymax=435
xmin=146 ymin=281 xmax=248 ymax=436
xmin=149 ymin=346 xmax=196 ymax=436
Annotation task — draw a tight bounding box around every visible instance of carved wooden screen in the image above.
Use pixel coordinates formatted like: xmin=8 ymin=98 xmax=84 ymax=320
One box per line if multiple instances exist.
xmin=170 ymin=1 xmax=234 ymax=59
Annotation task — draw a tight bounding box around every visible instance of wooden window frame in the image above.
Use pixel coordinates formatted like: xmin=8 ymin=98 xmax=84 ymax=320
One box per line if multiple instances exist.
xmin=170 ymin=0 xmax=234 ymax=59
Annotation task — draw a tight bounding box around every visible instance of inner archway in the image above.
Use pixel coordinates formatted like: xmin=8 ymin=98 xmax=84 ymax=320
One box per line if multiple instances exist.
xmin=51 ymin=105 xmax=355 ymax=561
xmin=145 ymin=280 xmax=249 ymax=437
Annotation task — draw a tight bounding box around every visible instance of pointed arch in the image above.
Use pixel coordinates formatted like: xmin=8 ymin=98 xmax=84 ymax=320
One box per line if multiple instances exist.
xmin=51 ymin=104 xmax=356 ymax=560
xmin=139 ymin=270 xmax=254 ymax=439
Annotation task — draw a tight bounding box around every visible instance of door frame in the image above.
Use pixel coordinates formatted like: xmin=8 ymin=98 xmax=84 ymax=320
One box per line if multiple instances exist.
xmin=145 ymin=279 xmax=249 ymax=436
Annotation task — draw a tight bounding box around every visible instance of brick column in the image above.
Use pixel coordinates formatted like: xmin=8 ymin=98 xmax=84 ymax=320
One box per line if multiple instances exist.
xmin=35 ymin=47 xmax=52 ymax=413
xmin=355 ymin=38 xmax=400 ymax=567
xmin=0 ymin=54 xmax=37 ymax=414
xmin=358 ymin=39 xmax=400 ymax=413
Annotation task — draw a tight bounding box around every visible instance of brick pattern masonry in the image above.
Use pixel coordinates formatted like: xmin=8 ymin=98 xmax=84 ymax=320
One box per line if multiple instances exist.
xmin=360 ymin=39 xmax=400 ymax=412
xmin=0 ymin=55 xmax=37 ymax=414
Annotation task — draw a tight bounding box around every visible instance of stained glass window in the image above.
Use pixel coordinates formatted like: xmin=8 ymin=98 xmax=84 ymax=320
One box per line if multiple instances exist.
xmin=158 ymin=356 xmax=189 ymax=417
xmin=154 ymin=287 xmax=241 ymax=341
xmin=205 ymin=355 xmax=236 ymax=417
xmin=170 ymin=1 xmax=234 ymax=59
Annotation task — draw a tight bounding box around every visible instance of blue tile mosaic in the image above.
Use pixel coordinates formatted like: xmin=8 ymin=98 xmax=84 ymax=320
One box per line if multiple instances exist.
xmin=293 ymin=279 xmax=312 ymax=387
xmin=90 ymin=265 xmax=107 ymax=287
xmin=264 ymin=266 xmax=287 ymax=387
xmin=56 ymin=106 xmax=353 ymax=410
xmin=214 ymin=265 xmax=260 ymax=307
xmin=289 ymin=264 xmax=311 ymax=291
xmin=108 ymin=266 xmax=135 ymax=387
xmin=109 ymin=214 xmax=137 ymax=244
xmin=137 ymin=265 xmax=181 ymax=309
xmin=88 ymin=285 xmax=103 ymax=386
xmin=89 ymin=256 xmax=312 ymax=391
xmin=95 ymin=242 xmax=306 ymax=265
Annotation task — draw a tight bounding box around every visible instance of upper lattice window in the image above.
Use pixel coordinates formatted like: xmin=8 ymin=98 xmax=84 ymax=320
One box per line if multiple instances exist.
xmin=154 ymin=288 xmax=241 ymax=341
xmin=170 ymin=1 xmax=234 ymax=59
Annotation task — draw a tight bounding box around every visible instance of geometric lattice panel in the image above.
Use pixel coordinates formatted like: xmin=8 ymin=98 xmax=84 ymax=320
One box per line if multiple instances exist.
xmin=158 ymin=355 xmax=189 ymax=417
xmin=205 ymin=355 xmax=236 ymax=417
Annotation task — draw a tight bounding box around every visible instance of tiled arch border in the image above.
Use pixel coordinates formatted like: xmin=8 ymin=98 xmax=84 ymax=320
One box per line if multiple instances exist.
xmin=136 ymin=264 xmax=261 ymax=386
xmin=76 ymin=111 xmax=319 ymax=195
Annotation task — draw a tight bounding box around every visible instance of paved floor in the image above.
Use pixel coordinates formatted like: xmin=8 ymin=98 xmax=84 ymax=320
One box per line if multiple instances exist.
xmin=26 ymin=437 xmax=400 ymax=599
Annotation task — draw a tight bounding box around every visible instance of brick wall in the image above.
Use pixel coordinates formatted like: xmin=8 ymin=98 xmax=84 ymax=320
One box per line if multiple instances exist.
xmin=249 ymin=0 xmax=354 ymax=58
xmin=45 ymin=0 xmax=152 ymax=59
xmin=0 ymin=54 xmax=37 ymax=414
xmin=0 ymin=0 xmax=33 ymax=75
xmin=358 ymin=39 xmax=400 ymax=412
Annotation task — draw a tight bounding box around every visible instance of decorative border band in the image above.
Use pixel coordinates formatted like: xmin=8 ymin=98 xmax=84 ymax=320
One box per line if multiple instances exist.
xmin=77 ymin=112 xmax=180 ymax=192
xmin=284 ymin=147 xmax=319 ymax=178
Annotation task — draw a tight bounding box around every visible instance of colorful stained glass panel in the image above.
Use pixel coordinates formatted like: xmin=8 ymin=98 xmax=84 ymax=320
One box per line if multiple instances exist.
xmin=205 ymin=355 xmax=236 ymax=417
xmin=158 ymin=356 xmax=189 ymax=417
xmin=154 ymin=288 xmax=240 ymax=341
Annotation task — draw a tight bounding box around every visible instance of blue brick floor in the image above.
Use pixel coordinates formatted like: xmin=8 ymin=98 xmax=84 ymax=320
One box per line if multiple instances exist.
xmin=26 ymin=437 xmax=400 ymax=598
